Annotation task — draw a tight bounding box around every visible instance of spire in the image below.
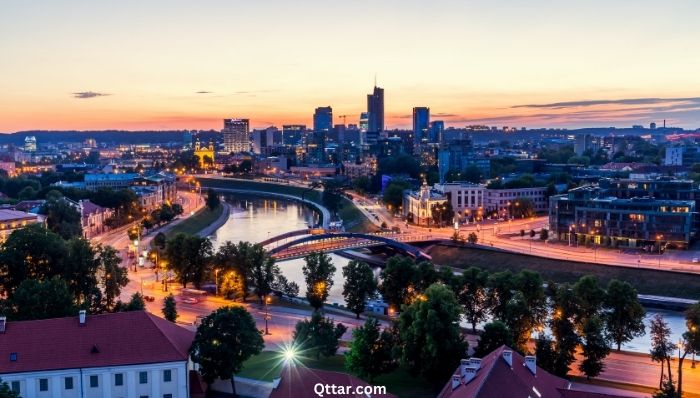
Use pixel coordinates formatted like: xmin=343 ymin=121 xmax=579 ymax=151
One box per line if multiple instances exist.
xmin=374 ymin=73 xmax=377 ymax=88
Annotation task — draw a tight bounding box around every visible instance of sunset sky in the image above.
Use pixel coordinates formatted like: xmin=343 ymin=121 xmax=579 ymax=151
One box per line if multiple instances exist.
xmin=2 ymin=0 xmax=700 ymax=132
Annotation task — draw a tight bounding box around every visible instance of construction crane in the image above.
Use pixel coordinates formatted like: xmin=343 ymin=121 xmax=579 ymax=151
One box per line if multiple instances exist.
xmin=338 ymin=115 xmax=349 ymax=126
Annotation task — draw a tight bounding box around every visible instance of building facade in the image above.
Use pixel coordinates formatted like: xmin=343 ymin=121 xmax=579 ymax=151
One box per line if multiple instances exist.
xmin=549 ymin=186 xmax=696 ymax=249
xmin=222 ymin=118 xmax=250 ymax=153
xmin=0 ymin=209 xmax=40 ymax=243
xmin=402 ymin=183 xmax=448 ymax=226
xmin=0 ymin=311 xmax=194 ymax=398
xmin=366 ymin=86 xmax=384 ymax=144
xmin=412 ymin=107 xmax=430 ymax=149
xmin=484 ymin=186 xmax=549 ymax=214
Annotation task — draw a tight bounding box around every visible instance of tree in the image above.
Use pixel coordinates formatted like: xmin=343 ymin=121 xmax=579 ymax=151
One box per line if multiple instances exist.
xmin=165 ymin=233 xmax=213 ymax=288
xmin=0 ymin=224 xmax=68 ymax=297
xmin=414 ymin=261 xmax=438 ymax=292
xmin=511 ymin=197 xmax=536 ymax=218
xmin=206 ymin=188 xmax=220 ymax=210
xmin=475 ymin=321 xmax=514 ymax=357
xmin=573 ymin=275 xmax=605 ymax=330
xmin=293 ymin=311 xmax=347 ymax=359
xmin=653 ymin=378 xmax=681 ymax=398
xmin=540 ymin=228 xmax=549 ymax=240
xmin=0 ymin=378 xmax=19 ymax=398
xmin=124 ymin=292 xmax=146 ymax=311
xmin=302 ymin=252 xmax=336 ymax=311
xmin=487 ymin=271 xmax=515 ymax=321
xmin=190 ymin=306 xmax=264 ymax=396
xmin=397 ymin=283 xmax=468 ymax=385
xmin=579 ymin=316 xmax=610 ymax=380
xmin=40 ymin=194 xmax=83 ymax=239
xmin=247 ymin=244 xmax=279 ymax=303
xmin=345 ymin=317 xmax=396 ymax=382
xmin=273 ymin=274 xmax=299 ymax=298
xmin=98 ymin=246 xmax=128 ymax=311
xmin=650 ymin=313 xmax=675 ymax=389
xmin=382 ymin=180 xmax=410 ymax=214
xmin=342 ymin=260 xmax=377 ymax=319
xmin=322 ymin=179 xmax=343 ymax=214
xmin=378 ymin=256 xmax=417 ymax=309
xmin=520 ymin=229 xmax=525 ymax=239
xmin=153 ymin=232 xmax=167 ymax=250
xmin=8 ymin=277 xmax=75 ymax=320
xmin=162 ymin=294 xmax=178 ymax=322
xmin=431 ymin=201 xmax=453 ymax=227
xmin=467 ymin=232 xmax=478 ymax=244
xmin=64 ymin=237 xmax=101 ymax=306
xmin=550 ymin=282 xmax=580 ymax=377
xmin=514 ymin=270 xmax=547 ymax=331
xmin=456 ymin=267 xmax=489 ymax=333
xmin=216 ymin=241 xmax=254 ymax=301
xmin=604 ymin=280 xmax=645 ymax=351
xmin=535 ymin=333 xmax=557 ymax=374
xmin=529 ymin=229 xmax=536 ymax=238
xmin=677 ymin=303 xmax=700 ymax=396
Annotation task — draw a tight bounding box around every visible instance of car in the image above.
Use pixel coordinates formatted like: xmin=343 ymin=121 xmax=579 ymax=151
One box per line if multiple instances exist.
xmin=182 ymin=297 xmax=198 ymax=304
xmin=143 ymin=295 xmax=155 ymax=302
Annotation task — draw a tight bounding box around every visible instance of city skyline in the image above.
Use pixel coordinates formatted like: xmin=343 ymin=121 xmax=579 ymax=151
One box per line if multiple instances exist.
xmin=2 ymin=1 xmax=700 ymax=132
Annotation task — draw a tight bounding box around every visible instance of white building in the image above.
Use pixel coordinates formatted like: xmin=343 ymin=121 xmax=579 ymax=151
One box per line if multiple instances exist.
xmin=0 ymin=311 xmax=196 ymax=398
xmin=222 ymin=118 xmax=250 ymax=154
xmin=402 ymin=182 xmax=448 ymax=226
xmin=434 ymin=182 xmax=485 ymax=215
xmin=484 ymin=186 xmax=549 ymax=214
xmin=0 ymin=209 xmax=40 ymax=243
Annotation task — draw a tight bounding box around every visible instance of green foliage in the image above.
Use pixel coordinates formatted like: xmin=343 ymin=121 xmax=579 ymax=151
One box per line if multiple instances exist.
xmin=98 ymin=245 xmax=128 ymax=311
xmin=573 ymin=275 xmax=605 ymax=329
xmin=165 ymin=233 xmax=213 ymax=288
xmin=603 ymin=280 xmax=646 ymax=351
xmin=579 ymin=316 xmax=610 ymax=379
xmin=124 ymin=292 xmax=146 ymax=311
xmin=293 ymin=311 xmax=347 ymax=359
xmin=322 ymin=178 xmax=343 ymax=214
xmin=162 ymin=294 xmax=178 ymax=322
xmin=0 ymin=378 xmax=19 ymax=398
xmin=342 ymin=260 xmax=377 ymax=319
xmin=40 ymin=194 xmax=83 ymax=239
xmin=206 ymin=188 xmax=220 ymax=211
xmin=8 ymin=276 xmax=75 ymax=320
xmin=379 ymin=256 xmax=418 ymax=309
xmin=653 ymin=378 xmax=681 ymax=398
xmin=190 ymin=306 xmax=264 ymax=396
xmin=550 ymin=282 xmax=580 ymax=377
xmin=302 ymin=252 xmax=336 ymax=310
xmin=650 ymin=314 xmax=675 ymax=388
xmin=467 ymin=231 xmax=478 ymax=244
xmin=382 ymin=180 xmax=410 ymax=214
xmin=535 ymin=333 xmax=557 ymax=374
xmin=430 ymin=201 xmax=453 ymax=226
xmin=476 ymin=321 xmax=514 ymax=357
xmin=397 ymin=283 xmax=468 ymax=385
xmin=345 ymin=317 xmax=396 ymax=382
xmin=456 ymin=266 xmax=489 ymax=333
xmin=487 ymin=271 xmax=515 ymax=320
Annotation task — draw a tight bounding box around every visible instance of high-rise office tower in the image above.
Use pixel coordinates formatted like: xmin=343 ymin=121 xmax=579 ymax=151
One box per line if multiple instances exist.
xmin=430 ymin=120 xmax=445 ymax=143
xmin=313 ymin=106 xmax=333 ymax=133
xmin=412 ymin=107 xmax=430 ymax=147
xmin=282 ymin=124 xmax=305 ymax=146
xmin=366 ymin=86 xmax=384 ymax=144
xmin=222 ymin=118 xmax=250 ymax=153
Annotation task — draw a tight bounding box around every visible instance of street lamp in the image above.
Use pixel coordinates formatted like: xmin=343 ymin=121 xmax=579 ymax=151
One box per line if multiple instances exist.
xmin=264 ymin=295 xmax=272 ymax=335
xmin=214 ymin=268 xmax=220 ymax=296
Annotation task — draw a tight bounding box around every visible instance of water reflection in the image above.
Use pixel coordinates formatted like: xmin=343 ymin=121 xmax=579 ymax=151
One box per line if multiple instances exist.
xmin=209 ymin=194 xmax=349 ymax=305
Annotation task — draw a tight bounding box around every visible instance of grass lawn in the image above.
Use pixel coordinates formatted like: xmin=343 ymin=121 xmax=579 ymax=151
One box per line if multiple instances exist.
xmin=165 ymin=204 xmax=223 ymax=237
xmin=429 ymin=244 xmax=700 ymax=299
xmin=198 ymin=178 xmax=374 ymax=232
xmin=237 ymin=351 xmax=437 ymax=398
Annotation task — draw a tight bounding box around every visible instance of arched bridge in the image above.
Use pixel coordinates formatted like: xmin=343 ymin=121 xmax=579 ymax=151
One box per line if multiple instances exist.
xmin=267 ymin=232 xmax=434 ymax=262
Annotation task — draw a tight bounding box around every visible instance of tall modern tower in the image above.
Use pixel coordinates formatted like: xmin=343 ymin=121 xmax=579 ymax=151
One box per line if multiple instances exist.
xmin=366 ymin=85 xmax=384 ymax=144
xmin=412 ymin=107 xmax=430 ymax=147
xmin=430 ymin=120 xmax=445 ymax=143
xmin=313 ymin=106 xmax=333 ymax=133
xmin=222 ymin=118 xmax=250 ymax=153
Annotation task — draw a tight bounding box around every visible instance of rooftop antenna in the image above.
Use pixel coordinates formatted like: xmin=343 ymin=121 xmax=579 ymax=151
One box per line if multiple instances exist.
xmin=374 ymin=73 xmax=377 ymax=88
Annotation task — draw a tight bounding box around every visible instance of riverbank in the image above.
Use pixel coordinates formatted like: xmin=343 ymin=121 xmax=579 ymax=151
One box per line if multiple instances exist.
xmin=196 ymin=176 xmax=374 ymax=232
xmin=164 ymin=203 xmax=225 ymax=238
xmin=429 ymin=244 xmax=700 ymax=299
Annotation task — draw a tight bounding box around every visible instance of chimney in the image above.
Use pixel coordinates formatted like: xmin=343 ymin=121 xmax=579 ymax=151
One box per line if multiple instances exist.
xmin=459 ymin=359 xmax=470 ymax=377
xmin=79 ymin=310 xmax=86 ymax=325
xmin=502 ymin=350 xmax=513 ymax=367
xmin=469 ymin=358 xmax=482 ymax=369
xmin=0 ymin=316 xmax=6 ymax=333
xmin=524 ymin=355 xmax=537 ymax=375
xmin=451 ymin=375 xmax=461 ymax=390
xmin=464 ymin=367 xmax=478 ymax=384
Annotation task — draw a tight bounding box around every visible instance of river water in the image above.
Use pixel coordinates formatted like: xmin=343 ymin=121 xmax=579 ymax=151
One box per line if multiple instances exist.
xmin=209 ymin=194 xmax=688 ymax=354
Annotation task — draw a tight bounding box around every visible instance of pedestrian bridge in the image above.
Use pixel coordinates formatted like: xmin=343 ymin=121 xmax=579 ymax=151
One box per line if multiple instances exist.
xmin=266 ymin=231 xmax=435 ymax=262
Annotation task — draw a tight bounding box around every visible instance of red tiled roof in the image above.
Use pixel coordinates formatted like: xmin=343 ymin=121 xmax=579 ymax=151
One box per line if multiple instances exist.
xmin=0 ymin=311 xmax=193 ymax=374
xmin=438 ymin=346 xmax=634 ymax=398
xmin=270 ymin=366 xmax=396 ymax=398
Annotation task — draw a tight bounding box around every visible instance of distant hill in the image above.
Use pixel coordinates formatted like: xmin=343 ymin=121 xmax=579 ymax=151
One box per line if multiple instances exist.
xmin=0 ymin=130 xmax=221 ymax=145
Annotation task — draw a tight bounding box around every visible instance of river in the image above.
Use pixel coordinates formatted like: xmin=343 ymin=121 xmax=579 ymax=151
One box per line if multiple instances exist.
xmin=208 ymin=194 xmax=688 ymax=354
